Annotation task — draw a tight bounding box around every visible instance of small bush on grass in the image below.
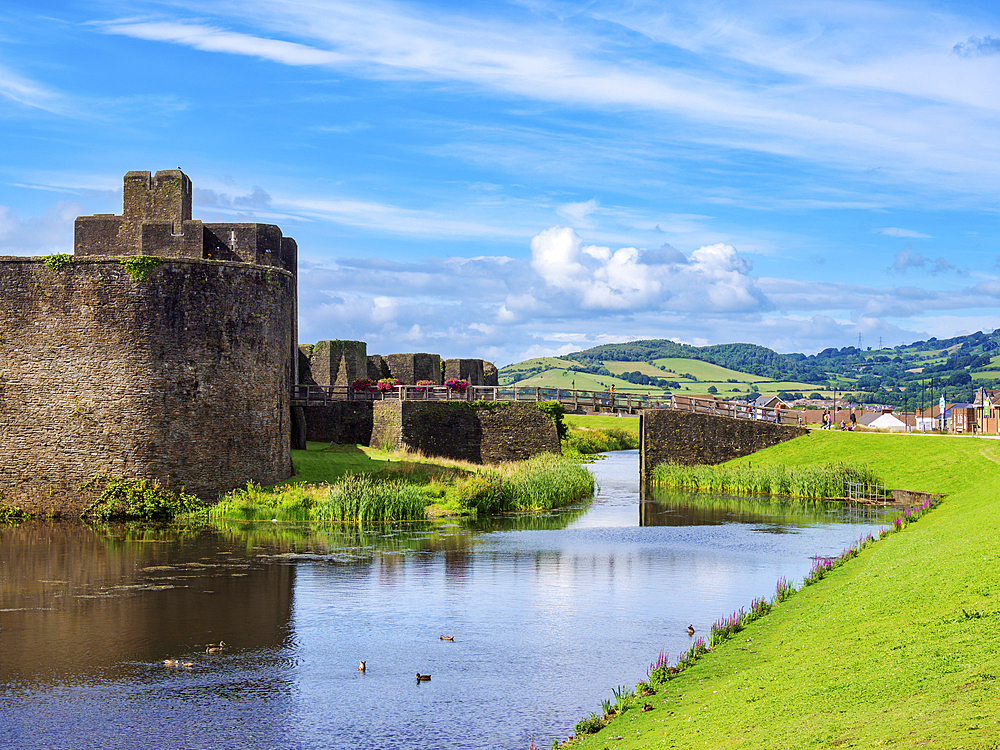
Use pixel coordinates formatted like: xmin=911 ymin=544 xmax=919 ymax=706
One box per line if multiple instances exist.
xmin=574 ymin=714 xmax=606 ymax=735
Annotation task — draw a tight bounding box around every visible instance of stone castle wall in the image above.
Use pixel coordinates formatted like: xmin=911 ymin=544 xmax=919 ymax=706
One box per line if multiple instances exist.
xmin=444 ymin=358 xmax=485 ymax=386
xmin=640 ymin=408 xmax=807 ymax=481
xmin=385 ymin=353 xmax=443 ymax=384
xmin=303 ymin=402 xmax=375 ymax=445
xmin=0 ymin=257 xmax=295 ymax=514
xmin=309 ymin=340 xmax=367 ymax=387
xmin=369 ymin=401 xmax=560 ymax=463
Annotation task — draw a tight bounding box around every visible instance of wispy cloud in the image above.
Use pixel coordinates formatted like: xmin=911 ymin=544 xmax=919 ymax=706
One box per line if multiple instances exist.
xmin=0 ymin=61 xmax=71 ymax=115
xmin=876 ymin=227 xmax=933 ymax=239
xmin=0 ymin=200 xmax=81 ymax=255
xmin=91 ymin=1 xmax=1000 ymax=195
xmin=97 ymin=20 xmax=345 ymax=66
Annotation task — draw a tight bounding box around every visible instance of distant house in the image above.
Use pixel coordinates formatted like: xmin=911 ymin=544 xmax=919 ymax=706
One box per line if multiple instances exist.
xmin=750 ymin=395 xmax=789 ymax=422
xmin=945 ymin=403 xmax=975 ymax=433
xmin=753 ymin=395 xmax=789 ymax=411
xmin=973 ymin=388 xmax=1000 ymax=434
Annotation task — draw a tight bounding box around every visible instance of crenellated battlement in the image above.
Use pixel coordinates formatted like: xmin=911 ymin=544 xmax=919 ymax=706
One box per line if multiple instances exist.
xmin=74 ymin=169 xmax=297 ymax=276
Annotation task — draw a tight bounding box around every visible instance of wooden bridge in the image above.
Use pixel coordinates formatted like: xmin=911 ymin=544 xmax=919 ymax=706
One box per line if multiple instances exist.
xmin=291 ymin=384 xmax=802 ymax=425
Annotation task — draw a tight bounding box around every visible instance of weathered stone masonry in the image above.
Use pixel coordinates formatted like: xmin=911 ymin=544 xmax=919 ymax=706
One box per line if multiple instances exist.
xmin=640 ymin=408 xmax=807 ymax=482
xmin=371 ymin=401 xmax=561 ymax=463
xmin=0 ymin=169 xmax=297 ymax=515
xmin=302 ymin=400 xmax=560 ymax=463
xmin=0 ymin=259 xmax=295 ymax=514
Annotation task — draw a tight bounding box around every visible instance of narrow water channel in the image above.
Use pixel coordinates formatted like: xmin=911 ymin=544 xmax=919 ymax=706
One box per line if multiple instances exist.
xmin=1 ymin=451 xmax=891 ymax=749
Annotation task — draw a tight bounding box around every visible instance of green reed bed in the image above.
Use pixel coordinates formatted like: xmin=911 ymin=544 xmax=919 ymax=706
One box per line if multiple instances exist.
xmin=651 ymin=460 xmax=881 ymax=499
xmin=201 ymin=453 xmax=592 ymax=524
xmin=458 ymin=453 xmax=595 ymax=513
xmin=315 ymin=473 xmax=426 ymax=523
xmin=206 ymin=475 xmax=426 ymax=524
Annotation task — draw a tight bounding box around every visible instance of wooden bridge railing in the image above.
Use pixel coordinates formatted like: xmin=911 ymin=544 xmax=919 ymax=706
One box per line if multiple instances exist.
xmin=290 ymin=384 xmax=802 ymax=425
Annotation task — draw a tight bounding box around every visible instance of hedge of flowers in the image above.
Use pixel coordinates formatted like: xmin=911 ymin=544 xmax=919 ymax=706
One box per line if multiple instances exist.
xmin=415 ymin=380 xmax=434 ymax=392
xmin=445 ymin=378 xmax=469 ymax=393
xmin=377 ymin=377 xmax=400 ymax=392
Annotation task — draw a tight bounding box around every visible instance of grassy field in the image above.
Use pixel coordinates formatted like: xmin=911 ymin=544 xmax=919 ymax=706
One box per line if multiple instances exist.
xmin=506 ymin=355 xmax=834 ymax=399
xmin=564 ymin=413 xmax=640 ymax=433
xmin=651 ymin=357 xmax=770 ymax=382
xmin=603 ymin=360 xmax=678 ymax=378
xmin=569 ymin=430 xmax=1000 ymax=750
xmin=515 ymin=368 xmax=667 ymax=394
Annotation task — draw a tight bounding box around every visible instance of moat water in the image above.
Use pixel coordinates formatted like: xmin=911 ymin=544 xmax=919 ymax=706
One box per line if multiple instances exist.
xmin=1 ymin=451 xmax=893 ymax=750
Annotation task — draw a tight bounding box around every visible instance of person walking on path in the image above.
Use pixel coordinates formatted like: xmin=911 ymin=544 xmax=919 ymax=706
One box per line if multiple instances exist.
xmin=823 ymin=410 xmax=831 ymax=430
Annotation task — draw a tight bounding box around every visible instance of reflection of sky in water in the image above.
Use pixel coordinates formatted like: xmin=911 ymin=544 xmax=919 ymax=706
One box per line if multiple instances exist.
xmin=2 ymin=450 xmax=891 ymax=750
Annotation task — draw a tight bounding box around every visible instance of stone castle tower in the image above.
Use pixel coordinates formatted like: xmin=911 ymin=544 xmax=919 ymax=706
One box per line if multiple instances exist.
xmin=0 ymin=170 xmax=298 ymax=515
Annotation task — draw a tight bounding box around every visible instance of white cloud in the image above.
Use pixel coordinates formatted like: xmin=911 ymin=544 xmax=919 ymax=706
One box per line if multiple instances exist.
xmin=876 ymin=227 xmax=933 ymax=238
xmin=0 ymin=61 xmax=70 ymax=114
xmin=0 ymin=201 xmax=81 ymax=255
xmin=889 ymin=248 xmax=962 ymax=275
xmin=556 ymin=198 xmax=599 ymax=226
xmin=98 ymin=21 xmax=345 ymax=66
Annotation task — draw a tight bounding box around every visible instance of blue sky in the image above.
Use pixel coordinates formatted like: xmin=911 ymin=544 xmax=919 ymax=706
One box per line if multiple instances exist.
xmin=2 ymin=0 xmax=999 ymax=366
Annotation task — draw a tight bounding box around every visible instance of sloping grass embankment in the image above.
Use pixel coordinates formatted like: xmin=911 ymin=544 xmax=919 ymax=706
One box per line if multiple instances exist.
xmin=570 ymin=430 xmax=1000 ymax=749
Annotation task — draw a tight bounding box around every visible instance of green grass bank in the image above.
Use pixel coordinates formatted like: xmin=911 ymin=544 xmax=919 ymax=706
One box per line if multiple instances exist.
xmin=567 ymin=430 xmax=1000 ymax=749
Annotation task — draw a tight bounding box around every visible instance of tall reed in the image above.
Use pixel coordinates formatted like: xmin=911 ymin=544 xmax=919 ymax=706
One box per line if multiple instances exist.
xmin=651 ymin=460 xmax=882 ymax=499
xmin=208 ymin=476 xmax=426 ymax=524
xmin=315 ymin=474 xmax=426 ymax=523
xmin=459 ymin=453 xmax=595 ymax=513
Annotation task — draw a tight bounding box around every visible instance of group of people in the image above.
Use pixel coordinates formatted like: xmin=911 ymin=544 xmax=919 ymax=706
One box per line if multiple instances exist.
xmin=822 ymin=410 xmax=858 ymax=431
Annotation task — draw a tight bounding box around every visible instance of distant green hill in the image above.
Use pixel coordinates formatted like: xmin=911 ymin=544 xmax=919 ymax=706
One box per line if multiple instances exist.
xmin=497 ymin=330 xmax=1000 ymax=411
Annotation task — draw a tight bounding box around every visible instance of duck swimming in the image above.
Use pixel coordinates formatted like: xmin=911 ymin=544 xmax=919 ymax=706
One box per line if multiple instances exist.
xmin=358 ymin=661 xmax=366 ymax=672
xmin=415 ymin=673 xmax=431 ymax=681
xmin=439 ymin=635 xmax=454 ymax=641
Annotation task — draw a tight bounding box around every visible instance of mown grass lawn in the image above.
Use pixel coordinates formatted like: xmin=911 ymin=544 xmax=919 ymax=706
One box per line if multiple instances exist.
xmin=571 ymin=430 xmax=1000 ymax=750
xmin=564 ymin=413 xmax=640 ymax=434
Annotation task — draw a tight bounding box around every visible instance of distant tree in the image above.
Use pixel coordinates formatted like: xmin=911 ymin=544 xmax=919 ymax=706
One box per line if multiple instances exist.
xmin=707 ymin=385 xmax=718 ymax=394
xmin=809 ymin=392 xmax=822 ymax=400
xmin=948 ymin=371 xmax=972 ymax=387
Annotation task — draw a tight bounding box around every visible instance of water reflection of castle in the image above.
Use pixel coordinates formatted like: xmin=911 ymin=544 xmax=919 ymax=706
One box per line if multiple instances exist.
xmin=0 ymin=523 xmax=294 ymax=682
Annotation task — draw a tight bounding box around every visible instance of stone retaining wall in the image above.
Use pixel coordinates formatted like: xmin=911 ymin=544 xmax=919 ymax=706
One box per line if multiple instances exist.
xmin=303 ymin=402 xmax=374 ymax=445
xmin=365 ymin=401 xmax=560 ymax=463
xmin=640 ymin=408 xmax=807 ymax=481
